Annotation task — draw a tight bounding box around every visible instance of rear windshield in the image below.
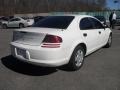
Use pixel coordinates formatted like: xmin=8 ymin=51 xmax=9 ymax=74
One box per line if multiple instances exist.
xmin=32 ymin=16 xmax=74 ymax=29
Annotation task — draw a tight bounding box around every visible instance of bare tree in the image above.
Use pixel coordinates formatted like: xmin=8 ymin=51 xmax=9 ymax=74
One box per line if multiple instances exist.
xmin=0 ymin=0 xmax=107 ymax=15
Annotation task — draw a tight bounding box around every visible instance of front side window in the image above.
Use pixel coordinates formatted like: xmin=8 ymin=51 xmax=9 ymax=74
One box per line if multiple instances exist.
xmin=89 ymin=18 xmax=104 ymax=29
xmin=10 ymin=18 xmax=16 ymax=21
xmin=10 ymin=18 xmax=20 ymax=21
xmin=32 ymin=16 xmax=74 ymax=29
xmin=80 ymin=18 xmax=94 ymax=30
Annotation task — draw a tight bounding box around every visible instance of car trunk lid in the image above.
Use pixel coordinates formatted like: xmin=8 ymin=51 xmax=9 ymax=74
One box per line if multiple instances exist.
xmin=13 ymin=27 xmax=63 ymax=46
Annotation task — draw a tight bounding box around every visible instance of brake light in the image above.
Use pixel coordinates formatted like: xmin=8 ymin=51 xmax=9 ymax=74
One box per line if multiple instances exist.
xmin=41 ymin=35 xmax=62 ymax=48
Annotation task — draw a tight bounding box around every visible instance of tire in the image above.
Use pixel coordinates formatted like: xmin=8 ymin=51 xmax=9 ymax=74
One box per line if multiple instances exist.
xmin=2 ymin=24 xmax=7 ymax=29
xmin=104 ymin=34 xmax=112 ymax=48
xmin=68 ymin=46 xmax=85 ymax=71
xmin=19 ymin=23 xmax=24 ymax=28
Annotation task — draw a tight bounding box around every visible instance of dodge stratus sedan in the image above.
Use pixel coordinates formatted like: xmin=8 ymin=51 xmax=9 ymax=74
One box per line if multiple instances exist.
xmin=11 ymin=15 xmax=112 ymax=70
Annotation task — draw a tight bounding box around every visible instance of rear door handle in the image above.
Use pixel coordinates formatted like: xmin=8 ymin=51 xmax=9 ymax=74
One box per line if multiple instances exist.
xmin=83 ymin=33 xmax=87 ymax=37
xmin=99 ymin=31 xmax=101 ymax=34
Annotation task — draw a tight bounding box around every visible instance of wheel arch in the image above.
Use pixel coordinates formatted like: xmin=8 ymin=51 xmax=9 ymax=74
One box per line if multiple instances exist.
xmin=2 ymin=23 xmax=8 ymax=28
xmin=68 ymin=42 xmax=87 ymax=61
xmin=19 ymin=23 xmax=24 ymax=25
xmin=2 ymin=23 xmax=7 ymax=26
xmin=19 ymin=23 xmax=25 ymax=28
xmin=75 ymin=43 xmax=87 ymax=55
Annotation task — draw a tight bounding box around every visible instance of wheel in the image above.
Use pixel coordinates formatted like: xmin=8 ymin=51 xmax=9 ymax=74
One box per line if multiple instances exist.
xmin=2 ymin=24 xmax=7 ymax=29
xmin=19 ymin=23 xmax=24 ymax=28
xmin=104 ymin=34 xmax=112 ymax=48
xmin=68 ymin=46 xmax=85 ymax=70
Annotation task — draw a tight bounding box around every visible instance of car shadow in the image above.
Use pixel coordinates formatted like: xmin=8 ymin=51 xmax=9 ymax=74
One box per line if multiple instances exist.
xmin=58 ymin=65 xmax=78 ymax=72
xmin=1 ymin=55 xmax=57 ymax=76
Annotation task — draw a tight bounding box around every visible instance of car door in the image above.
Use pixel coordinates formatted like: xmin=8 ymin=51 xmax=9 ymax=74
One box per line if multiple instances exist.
xmin=8 ymin=18 xmax=20 ymax=27
xmin=8 ymin=18 xmax=16 ymax=27
xmin=90 ymin=18 xmax=106 ymax=47
xmin=80 ymin=17 xmax=100 ymax=54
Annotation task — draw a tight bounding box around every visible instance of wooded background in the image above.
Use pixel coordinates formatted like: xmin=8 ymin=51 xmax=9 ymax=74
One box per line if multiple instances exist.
xmin=0 ymin=0 xmax=107 ymax=16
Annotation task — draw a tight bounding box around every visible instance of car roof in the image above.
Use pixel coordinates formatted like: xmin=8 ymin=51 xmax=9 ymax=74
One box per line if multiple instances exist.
xmin=10 ymin=17 xmax=25 ymax=20
xmin=48 ymin=14 xmax=93 ymax=19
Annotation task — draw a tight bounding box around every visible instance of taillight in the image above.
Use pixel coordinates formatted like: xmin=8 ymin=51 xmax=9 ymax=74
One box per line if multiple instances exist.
xmin=41 ymin=35 xmax=62 ymax=48
xmin=43 ymin=35 xmax=62 ymax=43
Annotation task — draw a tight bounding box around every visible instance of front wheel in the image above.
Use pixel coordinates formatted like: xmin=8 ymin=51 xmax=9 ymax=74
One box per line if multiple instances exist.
xmin=19 ymin=23 xmax=24 ymax=28
xmin=68 ymin=46 xmax=85 ymax=71
xmin=104 ymin=35 xmax=112 ymax=48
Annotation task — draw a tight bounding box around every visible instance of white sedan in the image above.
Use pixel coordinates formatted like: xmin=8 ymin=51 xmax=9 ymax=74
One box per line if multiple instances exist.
xmin=2 ymin=17 xmax=29 ymax=28
xmin=11 ymin=15 xmax=112 ymax=70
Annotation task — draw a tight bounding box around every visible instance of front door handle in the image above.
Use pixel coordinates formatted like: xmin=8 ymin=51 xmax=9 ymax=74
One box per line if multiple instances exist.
xmin=83 ymin=33 xmax=87 ymax=37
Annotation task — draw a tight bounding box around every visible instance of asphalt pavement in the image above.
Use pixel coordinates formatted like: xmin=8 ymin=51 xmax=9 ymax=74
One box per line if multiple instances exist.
xmin=0 ymin=27 xmax=120 ymax=90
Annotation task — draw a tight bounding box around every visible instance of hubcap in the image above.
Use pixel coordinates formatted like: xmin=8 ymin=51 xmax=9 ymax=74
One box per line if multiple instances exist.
xmin=75 ymin=50 xmax=84 ymax=67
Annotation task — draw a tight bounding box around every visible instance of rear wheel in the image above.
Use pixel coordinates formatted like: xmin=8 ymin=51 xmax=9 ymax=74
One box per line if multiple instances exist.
xmin=19 ymin=23 xmax=24 ymax=28
xmin=104 ymin=34 xmax=112 ymax=48
xmin=2 ymin=24 xmax=7 ymax=29
xmin=68 ymin=46 xmax=85 ymax=71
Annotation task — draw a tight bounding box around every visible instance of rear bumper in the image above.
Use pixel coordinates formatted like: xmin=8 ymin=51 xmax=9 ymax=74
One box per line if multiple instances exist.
xmin=10 ymin=42 xmax=69 ymax=67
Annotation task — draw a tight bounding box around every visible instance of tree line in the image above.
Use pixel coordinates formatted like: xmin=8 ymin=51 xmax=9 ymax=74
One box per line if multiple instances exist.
xmin=0 ymin=0 xmax=107 ymax=16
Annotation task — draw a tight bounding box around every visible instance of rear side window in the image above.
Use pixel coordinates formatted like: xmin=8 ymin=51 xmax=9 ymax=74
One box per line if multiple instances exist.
xmin=32 ymin=16 xmax=74 ymax=29
xmin=15 ymin=18 xmax=21 ymax=21
xmin=89 ymin=18 xmax=104 ymax=29
xmin=80 ymin=18 xmax=94 ymax=30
